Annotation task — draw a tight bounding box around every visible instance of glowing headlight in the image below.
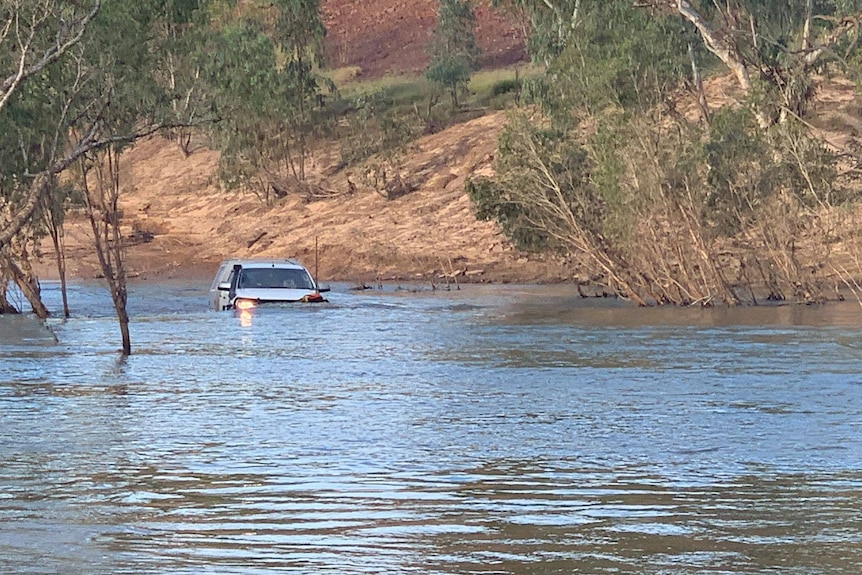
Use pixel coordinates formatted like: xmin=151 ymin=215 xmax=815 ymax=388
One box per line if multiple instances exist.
xmin=233 ymin=298 xmax=257 ymax=311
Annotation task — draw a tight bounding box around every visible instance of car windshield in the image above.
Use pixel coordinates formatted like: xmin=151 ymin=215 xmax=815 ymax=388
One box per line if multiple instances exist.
xmin=238 ymin=267 xmax=315 ymax=290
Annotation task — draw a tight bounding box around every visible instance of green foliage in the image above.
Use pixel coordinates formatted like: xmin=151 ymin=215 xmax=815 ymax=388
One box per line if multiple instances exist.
xmin=584 ymin=116 xmax=636 ymax=245
xmin=702 ymin=109 xmax=775 ymax=234
xmin=83 ymin=3 xmax=173 ymax=136
xmin=544 ymin=2 xmax=693 ymax=123
xmin=772 ymin=122 xmax=845 ymax=207
xmin=468 ymin=68 xmax=543 ymax=110
xmin=425 ymin=56 xmax=473 ymax=103
xmin=484 ymin=5 xmax=696 ymax=239
xmin=425 ymin=0 xmax=481 ymax=107
xmin=490 ymin=78 xmax=522 ymax=97
xmin=467 ymin=112 xmax=595 ymax=252
xmin=0 ymin=75 xmax=61 ymax=178
xmin=430 ymin=0 xmax=480 ymax=65
xmin=335 ymin=88 xmax=425 ymax=198
xmin=200 ymin=0 xmax=333 ymax=196
xmin=490 ymin=0 xmax=578 ymax=65
xmin=0 ymin=0 xmax=228 ymax=342
xmin=467 ymin=175 xmax=556 ymax=251
xmin=703 ymin=107 xmax=844 ymax=234
xmin=0 ymin=0 xmax=187 ymax=236
xmin=203 ymin=23 xmax=286 ymax=196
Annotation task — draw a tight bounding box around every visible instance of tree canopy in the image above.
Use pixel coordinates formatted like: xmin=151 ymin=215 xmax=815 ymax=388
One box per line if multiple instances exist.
xmin=472 ymin=0 xmax=862 ymax=305
xmin=425 ymin=0 xmax=481 ymax=107
xmin=0 ymin=0 xmax=331 ymax=351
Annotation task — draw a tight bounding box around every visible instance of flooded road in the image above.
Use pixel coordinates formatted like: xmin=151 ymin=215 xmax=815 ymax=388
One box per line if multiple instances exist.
xmin=1 ymin=281 xmax=862 ymax=574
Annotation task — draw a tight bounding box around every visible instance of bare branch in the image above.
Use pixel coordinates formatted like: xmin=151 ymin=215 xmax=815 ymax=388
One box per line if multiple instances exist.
xmin=0 ymin=117 xmax=175 ymax=249
xmin=0 ymin=1 xmax=101 ymax=113
xmin=802 ymin=0 xmax=813 ymax=51
xmin=803 ymin=11 xmax=862 ymax=66
xmin=673 ymin=0 xmax=751 ymax=92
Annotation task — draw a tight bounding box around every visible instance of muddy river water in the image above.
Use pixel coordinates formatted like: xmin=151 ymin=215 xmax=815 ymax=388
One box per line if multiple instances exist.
xmin=1 ymin=281 xmax=861 ymax=574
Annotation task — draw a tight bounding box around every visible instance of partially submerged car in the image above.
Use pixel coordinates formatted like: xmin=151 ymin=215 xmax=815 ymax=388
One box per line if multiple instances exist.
xmin=209 ymin=259 xmax=329 ymax=311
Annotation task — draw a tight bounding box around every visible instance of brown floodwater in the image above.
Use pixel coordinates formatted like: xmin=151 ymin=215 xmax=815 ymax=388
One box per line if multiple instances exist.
xmin=1 ymin=281 xmax=861 ymax=574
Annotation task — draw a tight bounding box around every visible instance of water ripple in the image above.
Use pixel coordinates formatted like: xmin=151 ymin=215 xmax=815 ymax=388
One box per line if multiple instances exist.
xmin=2 ymin=283 xmax=862 ymax=573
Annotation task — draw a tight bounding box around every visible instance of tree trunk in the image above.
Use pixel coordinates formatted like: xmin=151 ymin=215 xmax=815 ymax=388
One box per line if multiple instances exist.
xmin=0 ymin=279 xmax=19 ymax=314
xmin=688 ymin=41 xmax=710 ymax=124
xmin=0 ymin=124 xmax=100 ymax=250
xmin=110 ymin=283 xmax=131 ymax=355
xmin=672 ymin=1 xmax=776 ymax=127
xmin=674 ymin=1 xmax=751 ymax=90
xmin=3 ymin=255 xmax=50 ymax=319
xmin=82 ymin=147 xmax=133 ymax=355
xmin=0 ymin=174 xmax=52 ymax=250
xmin=44 ymin=196 xmax=71 ymax=318
xmin=51 ymin=225 xmax=71 ymax=319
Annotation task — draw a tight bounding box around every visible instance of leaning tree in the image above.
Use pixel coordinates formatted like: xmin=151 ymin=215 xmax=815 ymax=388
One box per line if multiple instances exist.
xmin=0 ymin=0 xmax=214 ymax=353
xmin=474 ymin=0 xmax=862 ymax=305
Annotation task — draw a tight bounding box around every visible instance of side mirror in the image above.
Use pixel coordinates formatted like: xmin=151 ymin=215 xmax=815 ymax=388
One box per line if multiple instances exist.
xmin=217 ymin=282 xmax=231 ymax=291
xmin=229 ymin=264 xmax=242 ymax=301
xmin=317 ymin=285 xmax=331 ymax=293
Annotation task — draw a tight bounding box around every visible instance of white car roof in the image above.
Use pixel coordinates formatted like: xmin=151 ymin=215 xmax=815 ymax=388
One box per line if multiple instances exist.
xmin=219 ymin=259 xmax=307 ymax=270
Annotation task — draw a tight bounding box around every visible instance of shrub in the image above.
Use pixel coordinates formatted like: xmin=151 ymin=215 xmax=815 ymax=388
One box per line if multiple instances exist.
xmin=490 ymin=78 xmax=521 ymax=97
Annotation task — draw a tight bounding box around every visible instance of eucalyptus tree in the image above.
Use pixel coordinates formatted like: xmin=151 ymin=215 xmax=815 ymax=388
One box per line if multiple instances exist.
xmin=72 ymin=1 xmax=209 ymax=355
xmin=0 ymin=0 xmax=100 ymax=248
xmin=154 ymin=0 xmax=217 ymax=156
xmin=271 ymin=0 xmax=329 ymax=182
xmin=473 ymin=0 xmax=857 ymax=304
xmin=491 ymin=0 xmax=580 ymax=65
xmin=0 ymin=0 xmax=215 ymax=352
xmin=204 ymin=0 xmax=332 ymax=200
xmin=0 ymin=1 xmax=100 ymax=113
xmin=647 ymin=0 xmax=862 ymax=130
xmin=425 ymin=0 xmax=481 ymax=108
xmin=496 ymin=0 xmax=862 ymax=124
xmin=0 ymin=1 xmax=102 ymax=317
xmin=470 ymin=1 xmax=695 ymax=305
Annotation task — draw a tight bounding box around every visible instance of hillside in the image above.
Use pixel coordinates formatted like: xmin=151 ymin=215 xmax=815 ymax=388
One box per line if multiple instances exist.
xmin=51 ymin=111 xmax=570 ymax=284
xmin=321 ymin=0 xmax=527 ymax=77
xmin=34 ymin=1 xmax=862 ymax=291
xmin=37 ymin=1 xmax=569 ymax=285
xmin=38 ymin=0 xmax=566 ymax=282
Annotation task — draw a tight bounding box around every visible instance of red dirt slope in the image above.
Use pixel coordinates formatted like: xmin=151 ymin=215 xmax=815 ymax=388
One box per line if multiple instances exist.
xmin=322 ymin=0 xmax=527 ymax=77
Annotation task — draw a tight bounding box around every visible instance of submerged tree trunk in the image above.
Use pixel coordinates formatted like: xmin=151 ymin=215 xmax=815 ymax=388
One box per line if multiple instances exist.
xmin=43 ymin=192 xmax=71 ymax=318
xmin=0 ymin=278 xmax=19 ymax=314
xmin=2 ymin=254 xmax=50 ymax=319
xmin=50 ymin=224 xmax=70 ymax=319
xmin=82 ymin=147 xmax=131 ymax=355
